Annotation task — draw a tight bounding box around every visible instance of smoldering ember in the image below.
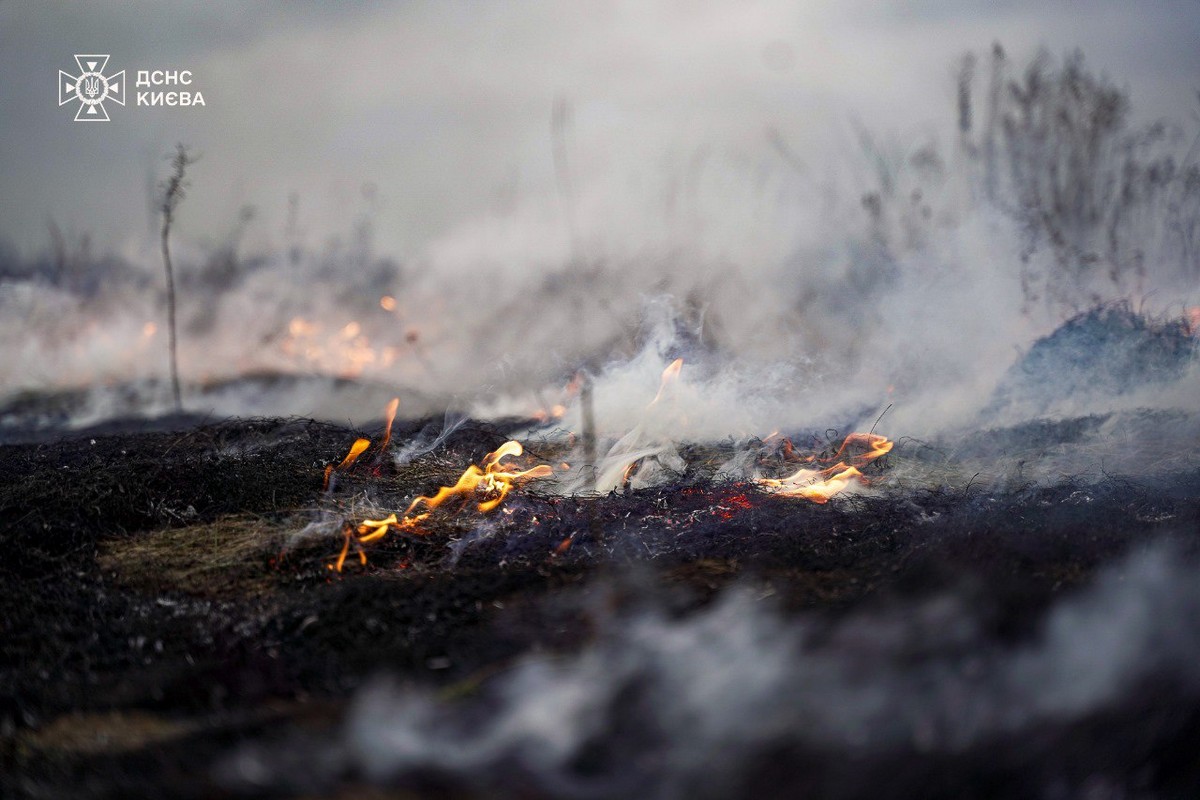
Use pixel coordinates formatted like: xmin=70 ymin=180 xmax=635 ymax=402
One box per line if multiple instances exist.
xmin=3 ymin=22 xmax=1200 ymax=800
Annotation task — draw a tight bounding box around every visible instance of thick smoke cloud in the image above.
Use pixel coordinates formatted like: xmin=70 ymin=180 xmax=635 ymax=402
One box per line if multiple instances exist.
xmin=1 ymin=2 xmax=1197 ymax=452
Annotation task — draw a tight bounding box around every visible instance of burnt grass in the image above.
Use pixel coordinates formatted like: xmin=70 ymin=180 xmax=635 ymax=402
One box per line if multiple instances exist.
xmin=2 ymin=415 xmax=1199 ymax=799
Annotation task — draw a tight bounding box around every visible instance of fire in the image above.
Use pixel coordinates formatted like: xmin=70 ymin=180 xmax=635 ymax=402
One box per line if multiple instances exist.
xmin=591 ymin=358 xmax=689 ymax=492
xmin=323 ymin=436 xmax=371 ymax=491
xmin=757 ymin=433 xmax=893 ymax=503
xmin=380 ymin=397 xmax=400 ymax=453
xmin=532 ymin=403 xmax=567 ymax=423
xmin=332 ymin=440 xmax=554 ymax=570
xmin=761 ymin=431 xmax=810 ymax=463
xmin=280 ymin=316 xmax=400 ymax=378
xmin=338 ymin=438 xmax=371 ymax=469
xmin=827 ymin=432 xmax=893 ymax=463
xmin=321 ymin=398 xmax=399 ymax=490
xmin=531 ymin=374 xmax=583 ymax=423
xmin=400 ymin=441 xmax=554 ymax=522
xmin=651 ymin=358 xmax=684 ymax=406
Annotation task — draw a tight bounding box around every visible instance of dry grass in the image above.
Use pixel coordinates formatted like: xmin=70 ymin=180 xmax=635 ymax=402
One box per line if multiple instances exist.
xmin=15 ymin=710 xmax=200 ymax=756
xmin=98 ymin=514 xmax=294 ymax=599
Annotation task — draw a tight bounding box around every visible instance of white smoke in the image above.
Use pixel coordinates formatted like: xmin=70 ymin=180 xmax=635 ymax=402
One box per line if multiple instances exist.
xmin=2 ymin=42 xmax=1196 ymax=447
xmin=218 ymin=543 xmax=1200 ymax=798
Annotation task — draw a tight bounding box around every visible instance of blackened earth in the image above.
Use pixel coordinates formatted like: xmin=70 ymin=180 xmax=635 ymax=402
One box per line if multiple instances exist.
xmin=1 ymin=414 xmax=1198 ymax=799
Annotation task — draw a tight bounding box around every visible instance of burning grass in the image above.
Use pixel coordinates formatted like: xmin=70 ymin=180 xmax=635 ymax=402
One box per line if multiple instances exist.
xmin=317 ymin=410 xmax=896 ymax=573
xmin=3 ymin=411 xmax=1200 ymax=799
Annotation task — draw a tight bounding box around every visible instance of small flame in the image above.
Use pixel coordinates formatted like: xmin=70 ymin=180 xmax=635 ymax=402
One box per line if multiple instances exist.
xmin=828 ymin=432 xmax=894 ymax=463
xmin=380 ymin=295 xmax=397 ymax=311
xmin=280 ymin=316 xmax=391 ymax=378
xmin=651 ymin=358 xmax=684 ymax=406
xmin=758 ymin=433 xmax=893 ymax=504
xmin=599 ymin=358 xmax=686 ymax=493
xmin=338 ymin=438 xmax=371 ymax=470
xmin=324 ymin=437 xmax=372 ymax=491
xmin=330 ymin=525 xmax=370 ymax=572
xmin=333 ymin=440 xmax=553 ymax=570
xmin=142 ymin=321 xmax=157 ymax=338
xmin=762 ymin=431 xmax=810 ymax=463
xmin=530 ymin=375 xmax=582 ymax=423
xmin=533 ymin=403 xmax=568 ymax=423
xmin=402 ymin=441 xmax=554 ymax=522
xmin=380 ymin=397 xmax=400 ymax=453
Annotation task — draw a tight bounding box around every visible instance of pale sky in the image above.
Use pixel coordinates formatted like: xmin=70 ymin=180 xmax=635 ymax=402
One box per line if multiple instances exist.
xmin=1 ymin=0 xmax=1198 ymax=258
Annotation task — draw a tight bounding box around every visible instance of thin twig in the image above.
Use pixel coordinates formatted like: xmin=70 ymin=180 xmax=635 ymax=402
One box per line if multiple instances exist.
xmin=160 ymin=144 xmax=198 ymax=413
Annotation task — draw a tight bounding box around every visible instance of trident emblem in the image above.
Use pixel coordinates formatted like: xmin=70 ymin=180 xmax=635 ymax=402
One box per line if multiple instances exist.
xmin=59 ymin=55 xmax=125 ymax=122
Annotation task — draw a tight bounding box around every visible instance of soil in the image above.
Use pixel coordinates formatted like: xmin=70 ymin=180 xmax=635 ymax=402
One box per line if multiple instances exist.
xmin=2 ymin=415 xmax=1198 ymax=798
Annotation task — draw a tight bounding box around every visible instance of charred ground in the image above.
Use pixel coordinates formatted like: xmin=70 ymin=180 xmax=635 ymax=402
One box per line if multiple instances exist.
xmin=1 ymin=413 xmax=1199 ymax=799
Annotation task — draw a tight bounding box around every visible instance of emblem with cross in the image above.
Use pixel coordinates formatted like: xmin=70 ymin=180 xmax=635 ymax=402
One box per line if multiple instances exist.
xmin=59 ymin=54 xmax=125 ymax=122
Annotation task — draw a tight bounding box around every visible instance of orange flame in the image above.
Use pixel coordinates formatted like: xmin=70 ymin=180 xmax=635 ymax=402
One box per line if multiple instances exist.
xmin=338 ymin=438 xmax=371 ymax=470
xmin=758 ymin=433 xmax=893 ymax=504
xmin=613 ymin=358 xmax=686 ymax=484
xmin=334 ymin=440 xmax=553 ymax=570
xmin=532 ymin=403 xmax=568 ymax=423
xmin=280 ymin=316 xmax=393 ymax=378
xmin=402 ymin=441 xmax=554 ymax=523
xmin=651 ymin=358 xmax=684 ymax=406
xmin=762 ymin=431 xmax=811 ymax=463
xmin=531 ymin=374 xmax=582 ymax=422
xmin=323 ymin=437 xmax=372 ymax=491
xmin=827 ymin=432 xmax=894 ymax=463
xmin=380 ymin=397 xmax=400 ymax=453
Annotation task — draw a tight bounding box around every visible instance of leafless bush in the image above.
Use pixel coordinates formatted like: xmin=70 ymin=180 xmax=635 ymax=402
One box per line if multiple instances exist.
xmin=963 ymin=46 xmax=1200 ymax=313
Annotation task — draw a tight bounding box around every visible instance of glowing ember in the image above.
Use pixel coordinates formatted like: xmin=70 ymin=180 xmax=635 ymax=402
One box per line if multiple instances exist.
xmin=288 ymin=317 xmax=316 ymax=337
xmin=333 ymin=440 xmax=554 ymax=571
xmin=279 ymin=316 xmax=396 ymax=378
xmin=622 ymin=459 xmax=640 ymax=486
xmin=532 ymin=404 xmax=568 ymax=423
xmin=531 ymin=374 xmax=583 ymax=423
xmin=758 ymin=433 xmax=894 ymax=503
